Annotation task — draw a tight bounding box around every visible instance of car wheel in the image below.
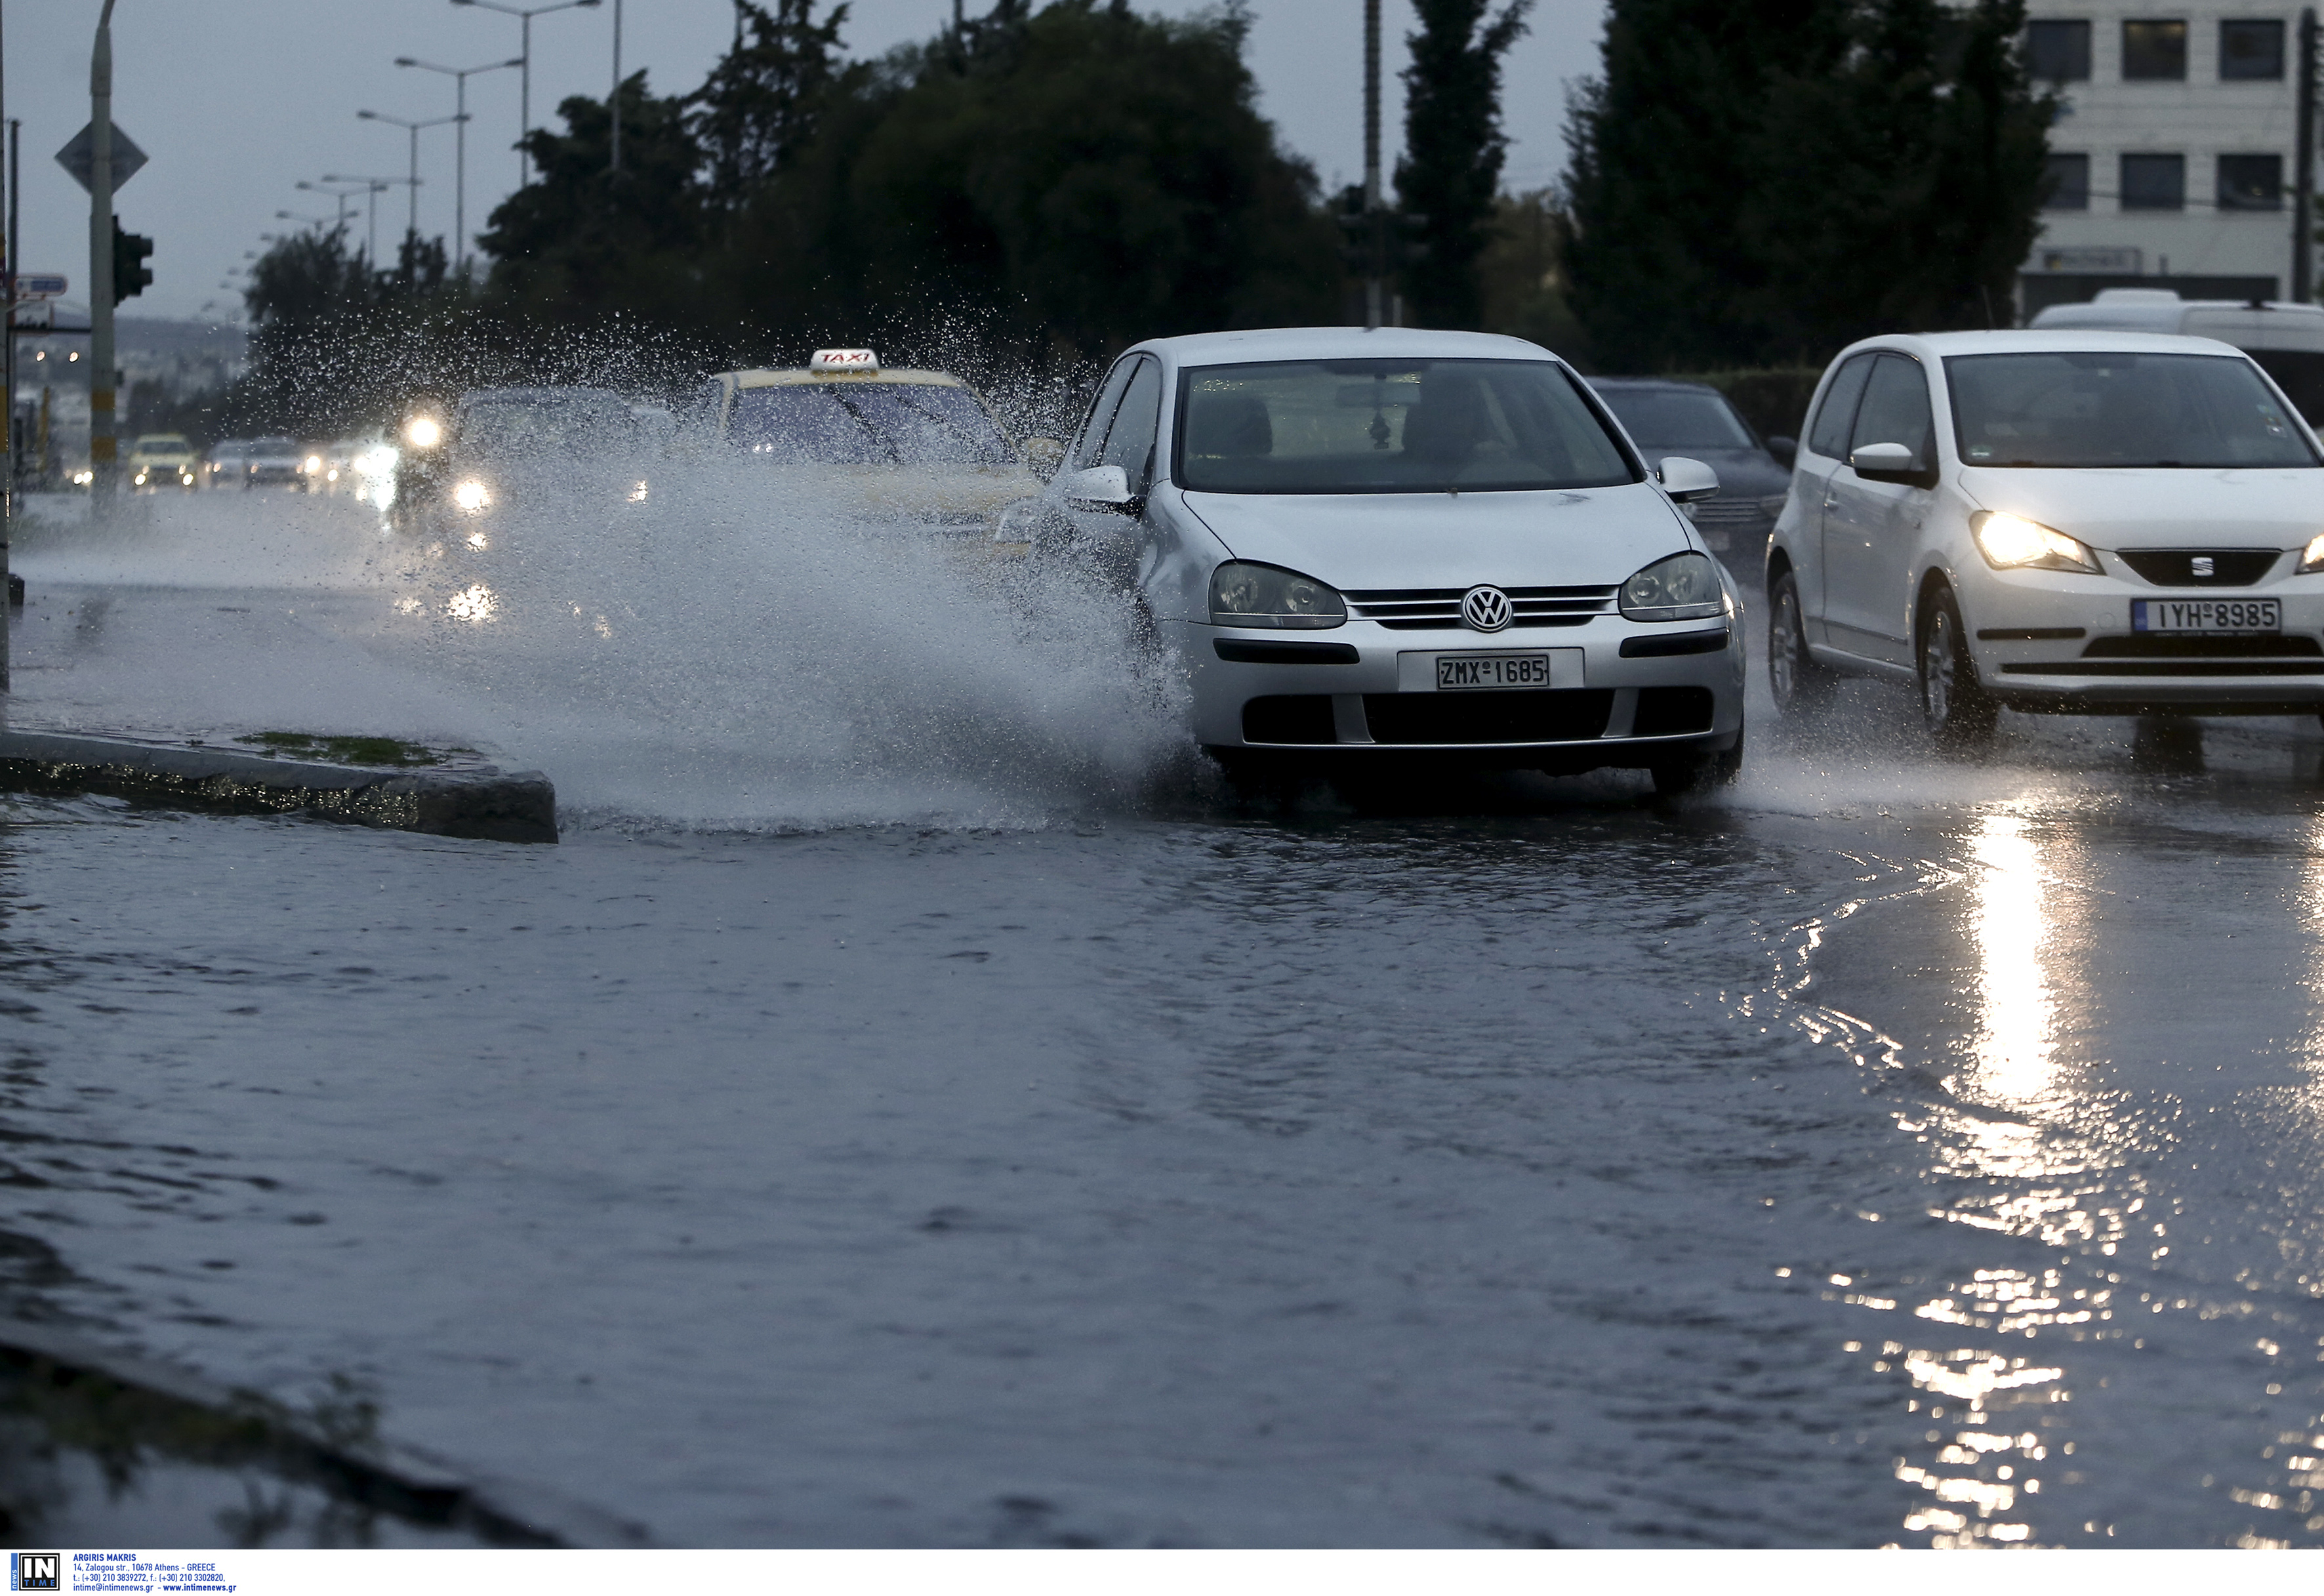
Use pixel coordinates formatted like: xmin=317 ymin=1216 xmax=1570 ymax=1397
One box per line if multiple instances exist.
xmin=1917 ymin=583 xmax=1997 ymax=750
xmin=1766 ymin=568 xmax=1833 ymax=716
xmin=1650 ymin=723 xmax=1744 ymax=796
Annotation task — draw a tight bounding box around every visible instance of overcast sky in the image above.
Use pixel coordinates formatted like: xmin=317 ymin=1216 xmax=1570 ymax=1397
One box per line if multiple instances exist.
xmin=7 ymin=0 xmax=1606 ymax=325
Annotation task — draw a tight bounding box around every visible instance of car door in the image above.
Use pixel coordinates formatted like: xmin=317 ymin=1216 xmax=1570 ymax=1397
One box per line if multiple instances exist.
xmin=1820 ymin=352 xmax=1935 ymax=666
xmin=1793 ymin=352 xmax=1875 ymax=638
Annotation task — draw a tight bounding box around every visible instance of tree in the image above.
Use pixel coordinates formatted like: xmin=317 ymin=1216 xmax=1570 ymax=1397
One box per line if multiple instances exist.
xmin=1395 ymin=0 xmax=1532 ymax=330
xmin=690 ymin=1 xmax=855 ymax=207
xmin=1563 ymin=0 xmax=2049 ymax=370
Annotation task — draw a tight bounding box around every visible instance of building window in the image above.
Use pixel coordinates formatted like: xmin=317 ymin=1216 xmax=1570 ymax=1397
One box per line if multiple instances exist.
xmin=2027 ymin=18 xmax=2093 ymax=79
xmin=2220 ymin=18 xmax=2286 ymax=78
xmin=2219 ymin=153 xmax=2285 ymax=209
xmin=2123 ymin=18 xmax=2189 ymax=79
xmin=2122 ymin=152 xmax=2187 ymax=209
xmin=2045 ymin=152 xmax=2092 ymax=209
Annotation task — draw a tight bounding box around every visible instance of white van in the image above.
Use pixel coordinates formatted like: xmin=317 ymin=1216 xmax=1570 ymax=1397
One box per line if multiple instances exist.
xmin=2029 ymin=289 xmax=2324 ymax=419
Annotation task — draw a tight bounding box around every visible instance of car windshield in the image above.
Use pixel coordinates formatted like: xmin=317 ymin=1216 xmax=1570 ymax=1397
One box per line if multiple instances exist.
xmin=253 ymin=438 xmax=298 ymax=453
xmin=1174 ymin=358 xmax=1637 ymax=495
xmin=727 ymin=383 xmax=1015 ymax=467
xmin=1945 ymin=351 xmax=2320 ymax=468
xmin=1595 ymin=389 xmax=1757 ymax=451
xmin=135 ymin=435 xmax=188 ymax=451
xmin=460 ymin=402 xmax=638 ymax=459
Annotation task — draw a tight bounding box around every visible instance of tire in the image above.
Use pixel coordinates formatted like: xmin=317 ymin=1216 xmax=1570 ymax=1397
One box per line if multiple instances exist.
xmin=1917 ymin=583 xmax=1997 ymax=750
xmin=1766 ymin=567 xmax=1834 ymax=716
xmin=1650 ymin=723 xmax=1745 ymax=796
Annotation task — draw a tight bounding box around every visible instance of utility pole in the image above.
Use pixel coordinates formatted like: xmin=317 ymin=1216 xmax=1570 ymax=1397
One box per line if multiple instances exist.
xmin=2298 ymin=8 xmax=2317 ymax=302
xmin=609 ymin=0 xmax=622 ymax=173
xmin=1 ymin=6 xmax=10 ymax=691
xmin=89 ymin=0 xmax=119 ymax=518
xmin=1363 ymin=0 xmax=1383 ymax=331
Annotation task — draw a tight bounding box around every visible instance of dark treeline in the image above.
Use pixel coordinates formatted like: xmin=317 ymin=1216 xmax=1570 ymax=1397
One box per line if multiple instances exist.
xmin=180 ymin=0 xmax=2056 ymax=441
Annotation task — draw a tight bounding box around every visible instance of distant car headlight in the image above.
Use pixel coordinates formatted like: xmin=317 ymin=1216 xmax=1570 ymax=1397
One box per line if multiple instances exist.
xmin=405 ymin=417 xmax=442 ymax=449
xmin=2299 ymin=533 xmax=2324 ymax=573
xmin=302 ymin=455 xmax=322 ymax=473
xmin=1620 ymin=551 xmax=1725 ymax=621
xmin=1970 ymin=510 xmax=2097 ymax=573
xmin=453 ymin=480 xmax=491 ymax=512
xmin=1209 ymin=560 xmax=1346 ymax=629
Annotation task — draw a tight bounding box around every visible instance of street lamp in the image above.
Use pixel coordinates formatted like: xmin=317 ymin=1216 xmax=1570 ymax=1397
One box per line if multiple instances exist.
xmin=395 ymin=56 xmax=521 ymax=272
xmin=356 ymin=110 xmax=466 ymax=245
xmin=449 ymin=0 xmax=603 ymax=186
xmin=275 ymin=209 xmax=335 ymax=230
xmin=316 ymin=176 xmax=404 ymax=264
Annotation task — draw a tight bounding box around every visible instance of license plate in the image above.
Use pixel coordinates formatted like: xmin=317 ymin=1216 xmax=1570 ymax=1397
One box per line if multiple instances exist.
xmin=2130 ymin=598 xmax=2280 ymax=634
xmin=1435 ymin=653 xmax=1551 ymax=689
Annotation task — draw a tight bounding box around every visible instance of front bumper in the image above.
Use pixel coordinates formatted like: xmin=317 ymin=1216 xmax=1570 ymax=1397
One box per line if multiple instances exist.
xmin=1167 ymin=615 xmax=1746 ymax=763
xmin=1963 ymin=563 xmax=2324 ymax=713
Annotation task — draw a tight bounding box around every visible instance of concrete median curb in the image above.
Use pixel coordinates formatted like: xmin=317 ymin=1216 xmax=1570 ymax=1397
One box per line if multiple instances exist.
xmin=0 ymin=1318 xmax=653 ymax=1547
xmin=0 ymin=729 xmax=558 ymax=844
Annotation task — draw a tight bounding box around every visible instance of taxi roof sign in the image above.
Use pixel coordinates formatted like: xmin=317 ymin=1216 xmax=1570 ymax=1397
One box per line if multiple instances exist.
xmin=809 ymin=348 xmax=880 ymax=375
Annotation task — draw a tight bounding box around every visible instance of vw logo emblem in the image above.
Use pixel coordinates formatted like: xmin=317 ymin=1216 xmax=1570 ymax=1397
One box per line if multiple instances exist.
xmin=1461 ymin=585 xmax=1513 ymax=632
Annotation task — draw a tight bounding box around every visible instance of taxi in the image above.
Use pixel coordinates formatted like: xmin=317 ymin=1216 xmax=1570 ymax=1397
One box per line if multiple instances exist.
xmin=692 ymin=349 xmax=1058 ymax=536
xmin=127 ymin=433 xmax=199 ymax=491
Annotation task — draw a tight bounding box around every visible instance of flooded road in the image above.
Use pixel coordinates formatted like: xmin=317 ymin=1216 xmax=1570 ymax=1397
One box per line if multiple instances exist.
xmin=3 ymin=495 xmax=2324 ymax=1545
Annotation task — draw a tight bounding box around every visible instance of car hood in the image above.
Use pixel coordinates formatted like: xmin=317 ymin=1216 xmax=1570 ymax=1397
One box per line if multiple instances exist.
xmin=1177 ymin=483 xmax=1696 ymax=590
xmin=1955 ymin=466 xmax=2324 ymax=550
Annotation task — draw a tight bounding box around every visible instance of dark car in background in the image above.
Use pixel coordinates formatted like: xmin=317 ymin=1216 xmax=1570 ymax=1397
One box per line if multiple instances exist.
xmin=399 ymin=386 xmax=651 ymax=548
xmin=1585 ymin=378 xmax=1795 ymax=567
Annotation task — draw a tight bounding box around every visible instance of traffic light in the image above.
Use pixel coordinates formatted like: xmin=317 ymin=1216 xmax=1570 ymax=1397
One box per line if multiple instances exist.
xmin=1332 ymin=185 xmax=1427 ymax=277
xmin=111 ymin=218 xmax=153 ymax=303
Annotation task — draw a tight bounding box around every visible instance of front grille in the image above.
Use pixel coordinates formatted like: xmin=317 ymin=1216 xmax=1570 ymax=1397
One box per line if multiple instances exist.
xmin=2115 ymin=549 xmax=2281 ymax=586
xmin=1345 ymin=584 xmax=1618 ymax=632
xmin=1361 ymin=689 xmax=1614 ymax=744
xmin=2083 ymin=635 xmax=2323 ymax=659
xmin=1684 ymin=497 xmax=1771 ymax=529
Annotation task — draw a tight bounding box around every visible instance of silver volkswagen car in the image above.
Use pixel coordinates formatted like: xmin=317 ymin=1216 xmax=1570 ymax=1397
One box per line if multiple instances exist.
xmin=1038 ymin=327 xmax=1746 ymax=791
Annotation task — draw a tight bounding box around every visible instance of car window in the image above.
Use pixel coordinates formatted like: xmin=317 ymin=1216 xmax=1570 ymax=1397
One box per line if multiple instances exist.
xmin=1944 ymin=350 xmax=2321 ymax=468
xmin=1070 ymin=359 xmax=1140 ymax=471
xmin=1849 ymin=355 xmax=1934 ymax=467
xmin=1173 ymin=358 xmax=1637 ymax=495
xmin=726 ymin=383 xmax=1013 ymax=467
xmin=1096 ymin=359 xmax=1163 ymax=491
xmin=1595 ymin=389 xmax=1757 ymax=451
xmin=1807 ymin=354 xmax=1877 ymax=460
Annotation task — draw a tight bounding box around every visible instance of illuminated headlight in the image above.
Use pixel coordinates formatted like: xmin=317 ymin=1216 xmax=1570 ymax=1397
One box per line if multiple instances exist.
xmin=326 ymin=468 xmax=339 ymax=482
xmin=1209 ymin=560 xmax=1346 ymax=629
xmin=1970 ymin=510 xmax=2097 ymax=573
xmin=405 ymin=416 xmax=442 ymax=449
xmin=1620 ymin=551 xmax=1725 ymax=621
xmin=453 ymin=480 xmax=491 ymax=512
xmin=302 ymin=455 xmax=322 ymax=474
xmin=180 ymin=472 xmax=193 ymax=485
xmin=133 ymin=470 xmax=148 ymax=485
xmin=2298 ymin=533 xmax=2324 ymax=573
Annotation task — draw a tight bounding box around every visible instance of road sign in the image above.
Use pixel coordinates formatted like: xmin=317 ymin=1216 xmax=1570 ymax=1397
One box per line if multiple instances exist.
xmin=14 ymin=274 xmax=66 ymax=300
xmin=54 ymin=123 xmax=146 ymax=193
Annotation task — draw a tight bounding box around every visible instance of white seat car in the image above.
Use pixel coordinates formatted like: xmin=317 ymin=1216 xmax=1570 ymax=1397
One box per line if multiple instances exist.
xmin=1765 ymin=330 xmax=2324 ymax=744
xmin=1038 ymin=327 xmax=1746 ymax=790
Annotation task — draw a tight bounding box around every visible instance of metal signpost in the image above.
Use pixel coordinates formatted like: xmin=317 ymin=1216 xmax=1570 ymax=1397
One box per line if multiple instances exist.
xmin=69 ymin=0 xmax=134 ymax=518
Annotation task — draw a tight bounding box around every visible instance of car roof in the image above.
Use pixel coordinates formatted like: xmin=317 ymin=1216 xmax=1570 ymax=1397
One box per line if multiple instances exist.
xmin=723 ymin=368 xmax=963 ymax=390
xmin=1841 ymin=328 xmax=2250 ymax=361
xmin=460 ymin=385 xmax=629 ymax=407
xmin=1126 ymin=326 xmax=1557 ymax=367
xmin=1583 ymin=376 xmax=1724 ymax=395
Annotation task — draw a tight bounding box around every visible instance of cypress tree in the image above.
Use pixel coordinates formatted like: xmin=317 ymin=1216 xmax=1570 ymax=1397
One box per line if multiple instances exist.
xmin=1395 ymin=0 xmax=1533 ymax=330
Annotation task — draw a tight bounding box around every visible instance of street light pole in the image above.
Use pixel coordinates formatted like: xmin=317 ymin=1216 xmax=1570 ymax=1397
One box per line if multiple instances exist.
xmin=449 ymin=0 xmax=603 ymax=187
xmin=609 ymin=0 xmax=622 ymax=174
xmin=1362 ymin=0 xmax=1382 ymax=332
xmin=89 ymin=0 xmax=119 ymax=516
xmin=396 ymin=57 xmax=521 ymax=273
xmin=321 ymin=176 xmax=403 ymax=264
xmin=357 ymin=110 xmax=465 ymax=251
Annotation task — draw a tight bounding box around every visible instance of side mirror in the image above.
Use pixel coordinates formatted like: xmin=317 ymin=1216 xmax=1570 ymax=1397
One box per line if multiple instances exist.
xmin=1059 ymin=463 xmax=1142 ymax=516
xmin=1850 ymin=440 xmax=1927 ymax=485
xmin=1023 ymin=437 xmax=1065 ymax=474
xmin=1764 ymin=434 xmax=1797 ymax=468
xmin=1656 ymin=455 xmax=1720 ymax=502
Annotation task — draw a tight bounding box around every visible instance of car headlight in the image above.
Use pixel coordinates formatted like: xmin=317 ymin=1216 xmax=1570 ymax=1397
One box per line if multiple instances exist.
xmin=405 ymin=416 xmax=442 ymax=449
xmin=1209 ymin=561 xmax=1346 ymax=629
xmin=1970 ymin=510 xmax=2097 ymax=573
xmin=1620 ymin=551 xmax=1724 ymax=621
xmin=453 ymin=480 xmax=491 ymax=512
xmin=2299 ymin=533 xmax=2324 ymax=573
